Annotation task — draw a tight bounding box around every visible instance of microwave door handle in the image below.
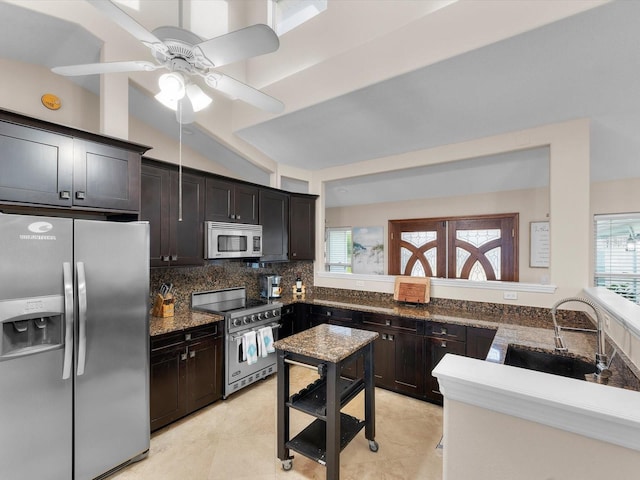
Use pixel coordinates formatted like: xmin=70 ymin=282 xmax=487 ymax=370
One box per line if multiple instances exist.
xmin=62 ymin=262 xmax=74 ymax=380
xmin=76 ymin=261 xmax=87 ymax=376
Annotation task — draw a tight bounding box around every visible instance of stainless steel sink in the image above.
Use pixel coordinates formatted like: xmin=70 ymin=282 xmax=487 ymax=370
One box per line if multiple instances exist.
xmin=504 ymin=345 xmax=595 ymax=380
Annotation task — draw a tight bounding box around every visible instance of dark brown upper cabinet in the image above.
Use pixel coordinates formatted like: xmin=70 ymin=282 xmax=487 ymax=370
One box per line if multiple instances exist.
xmin=205 ymin=177 xmax=259 ymax=224
xmin=259 ymin=188 xmax=289 ymax=262
xmin=0 ymin=109 xmax=148 ymax=213
xmin=141 ymin=160 xmax=205 ymax=267
xmin=289 ymin=193 xmax=317 ymax=260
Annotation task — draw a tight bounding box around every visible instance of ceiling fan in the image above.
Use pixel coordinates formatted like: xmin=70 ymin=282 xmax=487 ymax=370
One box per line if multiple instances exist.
xmin=52 ymin=0 xmax=284 ymax=124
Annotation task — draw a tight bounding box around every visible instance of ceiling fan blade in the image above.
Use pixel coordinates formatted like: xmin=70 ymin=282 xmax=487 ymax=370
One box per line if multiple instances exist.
xmin=87 ymin=0 xmax=167 ymax=53
xmin=205 ymin=73 xmax=284 ymax=114
xmin=52 ymin=61 xmax=161 ymax=76
xmin=194 ymin=24 xmax=279 ymax=68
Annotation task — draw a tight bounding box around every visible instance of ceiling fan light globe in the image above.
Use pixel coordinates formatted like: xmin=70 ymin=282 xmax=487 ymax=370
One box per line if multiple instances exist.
xmin=154 ymin=90 xmax=178 ymax=111
xmin=186 ymin=84 xmax=213 ymax=112
xmin=158 ymin=72 xmax=186 ymax=100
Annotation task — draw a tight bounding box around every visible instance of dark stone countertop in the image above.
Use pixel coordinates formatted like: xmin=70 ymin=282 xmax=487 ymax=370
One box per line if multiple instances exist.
xmin=149 ymin=310 xmax=224 ymax=337
xmin=281 ymin=293 xmax=640 ymax=391
xmin=274 ymin=323 xmax=378 ymax=363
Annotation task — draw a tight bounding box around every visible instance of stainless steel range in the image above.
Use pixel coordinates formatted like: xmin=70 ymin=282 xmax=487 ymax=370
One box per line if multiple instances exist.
xmin=192 ymin=287 xmax=282 ymax=399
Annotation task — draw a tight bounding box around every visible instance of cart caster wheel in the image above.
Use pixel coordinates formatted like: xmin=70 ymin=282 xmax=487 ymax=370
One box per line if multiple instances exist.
xmin=368 ymin=440 xmax=379 ymax=452
xmin=282 ymin=459 xmax=293 ymax=471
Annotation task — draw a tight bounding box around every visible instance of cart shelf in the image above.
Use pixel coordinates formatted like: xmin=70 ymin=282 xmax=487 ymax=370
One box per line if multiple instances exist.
xmin=286 ymin=414 xmax=365 ymax=465
xmin=288 ymin=376 xmax=365 ymax=419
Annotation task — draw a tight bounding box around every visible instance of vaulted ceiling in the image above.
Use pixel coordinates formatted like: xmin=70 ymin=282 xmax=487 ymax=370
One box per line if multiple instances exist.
xmin=2 ymin=0 xmax=639 ymax=207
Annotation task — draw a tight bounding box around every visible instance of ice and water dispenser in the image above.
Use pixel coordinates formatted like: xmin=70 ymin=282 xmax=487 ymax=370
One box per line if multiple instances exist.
xmin=1 ymin=298 xmax=64 ymax=359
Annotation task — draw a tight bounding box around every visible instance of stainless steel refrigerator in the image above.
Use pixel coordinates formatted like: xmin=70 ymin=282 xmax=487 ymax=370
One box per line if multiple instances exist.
xmin=0 ymin=213 xmax=150 ymax=480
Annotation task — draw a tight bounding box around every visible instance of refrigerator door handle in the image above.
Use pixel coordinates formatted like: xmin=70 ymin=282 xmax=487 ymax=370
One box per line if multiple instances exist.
xmin=62 ymin=262 xmax=74 ymax=380
xmin=77 ymin=261 xmax=88 ymax=376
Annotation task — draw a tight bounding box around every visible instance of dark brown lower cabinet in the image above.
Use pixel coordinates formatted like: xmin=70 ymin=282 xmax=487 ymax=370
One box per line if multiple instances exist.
xmin=424 ymin=336 xmax=466 ymax=404
xmin=466 ymin=326 xmax=498 ymax=360
xmin=150 ymin=323 xmax=223 ymax=432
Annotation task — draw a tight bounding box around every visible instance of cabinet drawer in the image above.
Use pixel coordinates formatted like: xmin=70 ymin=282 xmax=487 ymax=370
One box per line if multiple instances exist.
xmin=151 ymin=331 xmax=184 ymax=352
xmin=425 ymin=321 xmax=466 ymax=341
xmin=282 ymin=304 xmax=296 ymax=316
xmin=151 ymin=322 xmax=221 ymax=352
xmin=309 ymin=305 xmax=353 ymax=321
xmin=186 ymin=322 xmax=221 ymax=341
xmin=361 ymin=313 xmax=420 ymax=334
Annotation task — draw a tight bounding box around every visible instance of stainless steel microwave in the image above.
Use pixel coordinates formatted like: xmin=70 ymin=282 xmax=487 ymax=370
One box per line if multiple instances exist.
xmin=205 ymin=221 xmax=263 ymax=259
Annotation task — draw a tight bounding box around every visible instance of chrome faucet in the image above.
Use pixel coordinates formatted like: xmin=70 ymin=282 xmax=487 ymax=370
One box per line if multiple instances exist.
xmin=551 ymin=297 xmax=612 ymax=383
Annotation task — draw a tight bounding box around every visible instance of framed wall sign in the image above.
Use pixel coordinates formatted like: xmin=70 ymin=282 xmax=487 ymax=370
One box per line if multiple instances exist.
xmin=530 ymin=221 xmax=550 ymax=268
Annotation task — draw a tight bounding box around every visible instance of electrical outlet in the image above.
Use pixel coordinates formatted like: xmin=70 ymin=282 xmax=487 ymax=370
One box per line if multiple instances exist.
xmin=355 ymin=280 xmax=365 ymax=288
xmin=503 ymin=291 xmax=518 ymax=300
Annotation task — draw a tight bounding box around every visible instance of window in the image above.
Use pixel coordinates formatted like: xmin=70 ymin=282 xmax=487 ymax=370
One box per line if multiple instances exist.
xmin=389 ymin=214 xmax=519 ymax=281
xmin=271 ymin=0 xmax=327 ymax=36
xmin=594 ymin=214 xmax=640 ymax=304
xmin=325 ymin=227 xmax=352 ymax=273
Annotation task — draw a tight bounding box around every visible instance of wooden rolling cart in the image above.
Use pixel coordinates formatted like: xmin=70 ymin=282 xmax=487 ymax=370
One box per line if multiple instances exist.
xmin=275 ymin=324 xmax=379 ymax=480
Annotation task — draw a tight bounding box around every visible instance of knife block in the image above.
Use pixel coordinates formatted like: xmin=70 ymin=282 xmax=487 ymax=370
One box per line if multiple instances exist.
xmin=152 ymin=293 xmax=174 ymax=317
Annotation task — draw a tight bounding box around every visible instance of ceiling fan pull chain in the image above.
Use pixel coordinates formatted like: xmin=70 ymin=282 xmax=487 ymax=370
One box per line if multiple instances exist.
xmin=178 ymin=101 xmax=183 ymax=222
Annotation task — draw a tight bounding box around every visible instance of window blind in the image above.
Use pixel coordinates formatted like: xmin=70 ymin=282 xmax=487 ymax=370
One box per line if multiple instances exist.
xmin=325 ymin=227 xmax=352 ymax=273
xmin=594 ymin=213 xmax=640 ymax=304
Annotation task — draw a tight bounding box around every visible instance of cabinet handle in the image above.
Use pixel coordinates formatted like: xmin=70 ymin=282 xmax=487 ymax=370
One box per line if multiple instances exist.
xmin=230 ymin=214 xmax=236 ymax=219
xmin=388 ymin=334 xmax=394 ymax=341
xmin=385 ymin=319 xmax=391 ymax=326
xmin=162 ymin=255 xmax=170 ymax=262
xmin=171 ymin=254 xmax=178 ymax=261
xmin=236 ymin=215 xmax=241 ymax=220
xmin=181 ymin=352 xmax=187 ymax=361
xmin=190 ymin=351 xmax=196 ymax=358
xmin=75 ymin=191 xmax=85 ymax=200
xmin=440 ymin=341 xmax=447 ymax=348
xmin=59 ymin=190 xmax=71 ymax=200
xmin=185 ymin=333 xmax=191 ymax=341
xmin=381 ymin=333 xmax=387 ymax=340
xmin=292 ymin=252 xmax=297 ymax=257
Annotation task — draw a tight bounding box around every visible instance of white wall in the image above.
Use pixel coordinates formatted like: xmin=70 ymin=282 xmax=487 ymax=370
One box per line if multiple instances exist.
xmin=0 ymin=58 xmax=100 ymax=132
xmin=326 ymin=186 xmax=550 ymax=284
xmin=443 ymin=398 xmax=640 ymax=480
xmin=314 ymin=119 xmax=592 ymax=308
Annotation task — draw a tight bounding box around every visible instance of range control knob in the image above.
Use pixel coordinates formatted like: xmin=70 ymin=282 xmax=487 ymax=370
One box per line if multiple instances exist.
xmin=257 ymin=313 xmax=263 ymax=321
xmin=264 ymin=311 xmax=271 ymax=319
xmin=243 ymin=316 xmax=250 ymax=325
xmin=233 ymin=318 xmax=242 ymax=327
xmin=272 ymin=309 xmax=279 ymax=317
xmin=250 ymin=314 xmax=256 ymax=323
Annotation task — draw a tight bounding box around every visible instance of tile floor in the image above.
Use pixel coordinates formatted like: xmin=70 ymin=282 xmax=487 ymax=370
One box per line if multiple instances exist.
xmin=111 ymin=367 xmax=444 ymax=480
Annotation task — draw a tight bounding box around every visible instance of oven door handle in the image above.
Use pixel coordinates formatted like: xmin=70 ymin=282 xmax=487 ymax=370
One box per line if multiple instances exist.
xmin=229 ymin=323 xmax=281 ymax=341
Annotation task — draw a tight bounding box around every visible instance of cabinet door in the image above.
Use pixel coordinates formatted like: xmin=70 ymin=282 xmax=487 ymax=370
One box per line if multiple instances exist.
xmin=0 ymin=120 xmax=73 ymax=207
xmin=466 ymin=327 xmax=497 ymax=360
xmin=170 ymin=171 xmax=205 ymax=266
xmin=259 ymin=189 xmax=289 ymax=262
xmin=234 ymin=184 xmax=259 ymax=224
xmin=393 ymin=333 xmax=424 ymax=396
xmin=280 ymin=305 xmax=296 ymax=339
xmin=73 ymin=139 xmax=140 ymax=211
xmin=373 ymin=333 xmax=395 ymax=390
xmin=425 ymin=337 xmax=465 ymax=403
xmin=141 ymin=164 xmax=171 ymax=267
xmin=186 ymin=336 xmax=223 ymax=412
xmin=205 ymin=177 xmax=234 ymax=222
xmin=150 ymin=343 xmax=187 ymax=432
xmin=289 ymin=194 xmax=316 ymax=260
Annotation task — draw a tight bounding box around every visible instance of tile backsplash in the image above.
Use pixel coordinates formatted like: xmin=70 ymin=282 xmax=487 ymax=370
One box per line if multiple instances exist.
xmin=150 ymin=260 xmax=313 ymax=313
